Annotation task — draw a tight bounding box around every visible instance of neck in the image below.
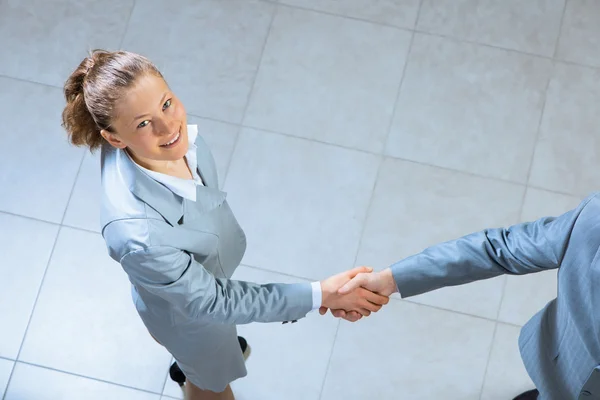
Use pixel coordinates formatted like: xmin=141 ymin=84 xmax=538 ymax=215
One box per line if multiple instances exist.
xmin=126 ymin=149 xmax=192 ymax=179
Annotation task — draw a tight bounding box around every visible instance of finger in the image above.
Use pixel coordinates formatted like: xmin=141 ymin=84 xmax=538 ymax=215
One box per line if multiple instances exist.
xmin=332 ymin=309 xmax=347 ymax=318
xmin=338 ymin=274 xmax=367 ymax=295
xmin=360 ymin=299 xmax=383 ymax=313
xmin=347 ymin=266 xmax=373 ymax=278
xmin=345 ymin=311 xmax=362 ymax=322
xmin=363 ymin=290 xmax=390 ymax=306
xmin=319 ymin=306 xmax=328 ymax=315
xmin=358 ymin=308 xmax=371 ymax=317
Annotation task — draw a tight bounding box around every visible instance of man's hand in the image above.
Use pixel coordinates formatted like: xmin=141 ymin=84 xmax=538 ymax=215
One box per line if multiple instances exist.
xmin=339 ymin=268 xmax=398 ymax=296
xmin=321 ymin=268 xmax=397 ymax=321
xmin=318 ymin=267 xmax=389 ymax=321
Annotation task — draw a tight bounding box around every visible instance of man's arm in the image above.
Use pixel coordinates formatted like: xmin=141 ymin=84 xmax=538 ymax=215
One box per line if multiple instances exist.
xmin=340 ymin=194 xmax=596 ymax=299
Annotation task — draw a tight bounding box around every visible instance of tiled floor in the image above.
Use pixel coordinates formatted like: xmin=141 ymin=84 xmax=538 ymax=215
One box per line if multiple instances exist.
xmin=0 ymin=0 xmax=598 ymax=399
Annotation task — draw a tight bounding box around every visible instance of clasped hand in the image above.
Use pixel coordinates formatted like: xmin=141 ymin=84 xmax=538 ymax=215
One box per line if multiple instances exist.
xmin=318 ymin=266 xmax=397 ymax=322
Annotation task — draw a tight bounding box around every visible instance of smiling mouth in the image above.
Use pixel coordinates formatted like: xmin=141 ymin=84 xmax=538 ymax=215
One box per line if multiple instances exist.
xmin=160 ymin=131 xmax=181 ymax=148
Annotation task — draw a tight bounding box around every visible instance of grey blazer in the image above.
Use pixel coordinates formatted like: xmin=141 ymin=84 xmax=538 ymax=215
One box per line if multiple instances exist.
xmin=391 ymin=193 xmax=600 ymax=399
xmin=100 ymin=134 xmax=313 ymax=329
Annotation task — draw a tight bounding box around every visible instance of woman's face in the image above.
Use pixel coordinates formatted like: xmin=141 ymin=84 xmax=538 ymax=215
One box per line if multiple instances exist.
xmin=101 ymin=73 xmax=189 ymax=166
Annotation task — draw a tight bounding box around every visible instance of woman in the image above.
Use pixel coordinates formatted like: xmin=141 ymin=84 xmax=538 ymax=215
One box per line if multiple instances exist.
xmin=61 ymin=50 xmax=389 ymax=400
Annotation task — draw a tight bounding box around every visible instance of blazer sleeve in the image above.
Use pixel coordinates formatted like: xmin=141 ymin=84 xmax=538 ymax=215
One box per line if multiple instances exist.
xmin=391 ymin=193 xmax=597 ymax=298
xmin=120 ymin=245 xmax=313 ymax=324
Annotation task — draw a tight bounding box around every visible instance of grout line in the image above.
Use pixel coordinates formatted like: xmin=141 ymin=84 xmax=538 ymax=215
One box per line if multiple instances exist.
xmin=0 ymin=356 xmax=15 ymax=363
xmin=158 ymin=358 xmax=173 ymax=400
xmin=478 ymin=321 xmax=499 ymax=400
xmin=221 ymin=2 xmax=277 ymax=187
xmin=270 ymin=0 xmax=414 ymax=33
xmin=521 ymin=58 xmax=556 ymax=195
xmin=0 ymin=362 xmax=15 ymax=399
xmin=1 ymin=226 xmax=62 ymax=400
xmin=1 ymin=150 xmax=87 ymax=400
xmin=60 ymin=152 xmax=87 ymax=225
xmin=4 ymin=360 xmax=165 ymax=397
xmin=381 ymin=2 xmax=420 ymax=160
xmin=317 ymin=320 xmax=341 ymax=400
xmin=0 ymin=73 xmax=62 ymax=89
xmin=118 ymin=0 xmax=137 ymax=50
xmin=552 ymin=0 xmax=568 ymax=59
xmin=186 ymin=110 xmax=543 ymax=190
xmin=0 ymin=211 xmax=60 ymax=227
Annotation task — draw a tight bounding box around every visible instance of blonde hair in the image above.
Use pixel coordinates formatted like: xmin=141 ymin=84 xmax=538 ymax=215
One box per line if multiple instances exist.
xmin=61 ymin=49 xmax=163 ymax=151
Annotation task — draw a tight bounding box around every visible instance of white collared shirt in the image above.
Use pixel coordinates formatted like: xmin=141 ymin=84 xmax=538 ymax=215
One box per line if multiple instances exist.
xmin=126 ymin=125 xmax=322 ymax=311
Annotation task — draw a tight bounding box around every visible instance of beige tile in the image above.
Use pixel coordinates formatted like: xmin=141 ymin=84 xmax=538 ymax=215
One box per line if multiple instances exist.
xmin=5 ymin=363 xmax=161 ymax=400
xmin=321 ymin=301 xmax=495 ymax=399
xmin=556 ymin=0 xmax=600 ymax=67
xmin=0 ymin=214 xmax=58 ymax=359
xmin=0 ymin=78 xmax=84 ymax=223
xmin=520 ymin=187 xmax=582 ymax=223
xmin=245 ymin=7 xmax=410 ymax=153
xmin=0 ymin=359 xmax=14 ymax=399
xmin=19 ymin=228 xmax=172 ymax=392
xmin=279 ymin=0 xmax=420 ymax=28
xmin=63 ymin=151 xmax=101 ymax=232
xmin=418 ymin=0 xmax=565 ymax=56
xmin=122 ymin=0 xmax=274 ymax=123
xmin=224 ymin=128 xmax=380 ymax=280
xmin=356 ymin=157 xmax=524 ymax=318
xmin=187 ymin=117 xmax=240 ymax=187
xmin=481 ymin=323 xmax=535 ymax=400
xmin=233 ymin=267 xmax=339 ymax=400
xmin=499 ymin=269 xmax=557 ymax=327
xmin=0 ymin=0 xmax=133 ymax=87
xmin=387 ymin=35 xmax=552 ymax=183
xmin=529 ymin=64 xmax=600 ymax=197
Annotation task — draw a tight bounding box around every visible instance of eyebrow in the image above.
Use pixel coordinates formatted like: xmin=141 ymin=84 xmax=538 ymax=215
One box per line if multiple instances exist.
xmin=131 ymin=92 xmax=169 ymax=122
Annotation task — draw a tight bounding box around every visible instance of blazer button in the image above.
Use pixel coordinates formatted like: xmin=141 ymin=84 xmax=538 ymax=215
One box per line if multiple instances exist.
xmin=581 ymin=390 xmax=592 ymax=396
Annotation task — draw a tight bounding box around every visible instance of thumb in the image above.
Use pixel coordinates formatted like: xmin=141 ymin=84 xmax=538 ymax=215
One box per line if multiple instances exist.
xmin=338 ymin=274 xmax=367 ymax=295
xmin=347 ymin=266 xmax=373 ymax=278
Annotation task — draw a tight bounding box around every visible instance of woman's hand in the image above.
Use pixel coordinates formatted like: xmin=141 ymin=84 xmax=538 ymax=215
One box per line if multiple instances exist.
xmin=319 ymin=267 xmax=390 ymax=320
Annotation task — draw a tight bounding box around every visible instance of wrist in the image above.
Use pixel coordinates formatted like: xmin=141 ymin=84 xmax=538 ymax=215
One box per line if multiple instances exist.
xmin=381 ymin=268 xmax=398 ymax=294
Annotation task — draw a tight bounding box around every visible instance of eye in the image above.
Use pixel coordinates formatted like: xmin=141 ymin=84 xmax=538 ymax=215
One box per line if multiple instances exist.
xmin=137 ymin=120 xmax=150 ymax=129
xmin=162 ymin=99 xmax=172 ymax=111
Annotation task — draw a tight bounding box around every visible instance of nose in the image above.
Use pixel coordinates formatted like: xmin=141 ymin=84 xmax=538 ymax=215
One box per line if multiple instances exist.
xmin=153 ymin=116 xmax=178 ymax=136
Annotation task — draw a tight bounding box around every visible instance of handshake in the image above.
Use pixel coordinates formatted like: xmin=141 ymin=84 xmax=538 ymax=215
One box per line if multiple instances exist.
xmin=318 ymin=266 xmax=398 ymax=322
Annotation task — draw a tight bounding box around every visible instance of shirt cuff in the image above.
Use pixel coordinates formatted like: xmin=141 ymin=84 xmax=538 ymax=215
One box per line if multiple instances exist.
xmin=310 ymin=281 xmax=322 ymax=312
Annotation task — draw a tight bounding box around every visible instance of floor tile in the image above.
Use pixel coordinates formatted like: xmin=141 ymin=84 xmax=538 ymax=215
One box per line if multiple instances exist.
xmin=529 ymin=63 xmax=600 ymax=197
xmin=122 ymin=0 xmax=274 ymax=123
xmin=244 ymin=6 xmax=410 ymax=153
xmin=0 ymin=0 xmax=133 ymax=87
xmin=187 ymin=116 xmax=240 ymax=187
xmin=386 ymin=34 xmax=552 ymax=183
xmin=0 ymin=78 xmax=84 ymax=223
xmin=19 ymin=227 xmax=172 ymax=393
xmin=0 ymin=214 xmax=58 ymax=359
xmin=356 ymin=158 xmax=523 ymax=318
xmin=556 ymin=0 xmax=600 ymax=67
xmin=162 ymin=266 xmax=340 ymax=400
xmin=4 ymin=363 xmax=161 ymax=400
xmin=278 ymin=0 xmax=421 ymax=28
xmin=520 ymin=187 xmax=582 ymax=223
xmin=481 ymin=323 xmax=535 ymax=400
xmin=417 ymin=0 xmax=565 ymax=56
xmin=497 ymin=189 xmax=581 ymax=327
xmin=224 ymin=128 xmax=380 ymax=280
xmin=321 ymin=300 xmax=495 ymax=399
xmin=63 ymin=151 xmax=101 ymax=232
xmin=0 ymin=359 xmax=14 ymax=399
xmin=232 ymin=267 xmax=338 ymax=400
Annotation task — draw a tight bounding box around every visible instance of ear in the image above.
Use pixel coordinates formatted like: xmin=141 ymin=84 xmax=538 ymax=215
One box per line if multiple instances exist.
xmin=100 ymin=129 xmax=127 ymax=149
